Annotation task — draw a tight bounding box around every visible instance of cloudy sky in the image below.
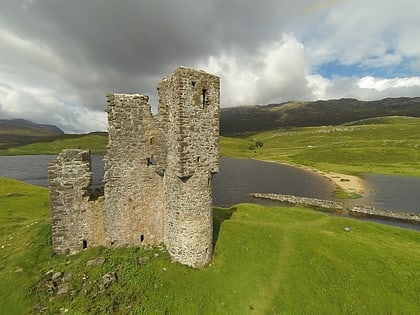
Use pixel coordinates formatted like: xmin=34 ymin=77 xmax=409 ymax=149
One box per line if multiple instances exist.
xmin=1 ymin=0 xmax=419 ymax=133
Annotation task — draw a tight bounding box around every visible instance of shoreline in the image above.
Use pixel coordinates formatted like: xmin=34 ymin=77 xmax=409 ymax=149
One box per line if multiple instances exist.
xmin=314 ymin=170 xmax=365 ymax=195
xmin=250 ymin=192 xmax=420 ymax=225
xmin=265 ymin=160 xmax=366 ymax=195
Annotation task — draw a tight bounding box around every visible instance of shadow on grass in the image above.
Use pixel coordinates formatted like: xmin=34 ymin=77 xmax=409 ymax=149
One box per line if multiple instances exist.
xmin=213 ymin=206 xmax=237 ymax=250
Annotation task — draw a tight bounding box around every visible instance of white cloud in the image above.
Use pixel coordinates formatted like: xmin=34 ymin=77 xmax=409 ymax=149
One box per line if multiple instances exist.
xmin=0 ymin=82 xmax=107 ymax=133
xmin=312 ymin=75 xmax=420 ymax=101
xmin=203 ymin=55 xmax=259 ymax=105
xmin=360 ymin=53 xmax=403 ymax=69
xmin=201 ymin=31 xmax=420 ymax=105
xmin=357 ymin=76 xmax=420 ymax=91
xmin=201 ymin=34 xmax=312 ymax=105
xmin=306 ymin=74 xmax=331 ymax=100
xmin=255 ymin=34 xmax=311 ymax=103
xmin=304 ymin=0 xmax=420 ymax=72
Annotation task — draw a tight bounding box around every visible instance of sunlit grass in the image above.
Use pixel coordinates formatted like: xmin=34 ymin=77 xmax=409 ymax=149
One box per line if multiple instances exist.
xmin=1 ymin=178 xmax=419 ymax=314
xmin=221 ymin=116 xmax=420 ymax=176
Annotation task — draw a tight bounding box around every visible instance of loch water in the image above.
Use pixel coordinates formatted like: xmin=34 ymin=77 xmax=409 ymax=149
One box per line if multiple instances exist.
xmin=1 ymin=155 xmax=419 ymax=230
xmin=0 ymin=155 xmax=335 ymax=206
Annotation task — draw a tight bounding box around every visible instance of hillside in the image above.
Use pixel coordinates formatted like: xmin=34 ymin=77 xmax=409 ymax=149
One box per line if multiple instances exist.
xmin=220 ymin=116 xmax=420 ymax=176
xmin=2 ymin=97 xmax=420 ymax=150
xmin=0 ymin=132 xmax=108 ymax=156
xmin=0 ymin=119 xmax=64 ymax=149
xmin=220 ymin=97 xmax=420 ymax=134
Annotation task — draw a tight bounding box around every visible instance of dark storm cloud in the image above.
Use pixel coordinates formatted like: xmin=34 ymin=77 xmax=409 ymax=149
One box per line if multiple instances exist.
xmin=2 ymin=0 xmax=300 ymax=73
xmin=1 ymin=0 xmax=419 ymax=132
xmin=0 ymin=0 xmax=307 ymax=116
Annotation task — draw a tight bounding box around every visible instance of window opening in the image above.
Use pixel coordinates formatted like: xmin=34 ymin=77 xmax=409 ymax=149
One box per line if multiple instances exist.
xmin=201 ymin=89 xmax=207 ymax=108
xmin=140 ymin=235 xmax=144 ymax=242
xmin=192 ymin=81 xmax=196 ymax=87
xmin=82 ymin=240 xmax=88 ymax=249
xmin=196 ymin=156 xmax=201 ymax=163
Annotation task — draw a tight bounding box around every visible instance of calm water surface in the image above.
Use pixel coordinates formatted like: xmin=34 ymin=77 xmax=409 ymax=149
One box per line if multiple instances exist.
xmin=0 ymin=155 xmax=335 ymax=206
xmin=364 ymin=174 xmax=420 ymax=214
xmin=1 ymin=155 xmax=419 ymax=230
xmin=213 ymin=157 xmax=335 ymax=206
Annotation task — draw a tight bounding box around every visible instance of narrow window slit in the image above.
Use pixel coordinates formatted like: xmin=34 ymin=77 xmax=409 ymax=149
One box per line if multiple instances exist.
xmin=201 ymin=89 xmax=207 ymax=108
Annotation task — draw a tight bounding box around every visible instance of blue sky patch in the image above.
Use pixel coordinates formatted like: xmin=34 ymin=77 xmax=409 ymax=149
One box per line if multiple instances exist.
xmin=316 ymin=59 xmax=415 ymax=79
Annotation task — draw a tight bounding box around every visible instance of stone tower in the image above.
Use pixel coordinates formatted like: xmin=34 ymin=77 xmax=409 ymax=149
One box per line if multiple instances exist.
xmin=160 ymin=67 xmax=220 ymax=267
xmin=48 ymin=67 xmax=220 ymax=268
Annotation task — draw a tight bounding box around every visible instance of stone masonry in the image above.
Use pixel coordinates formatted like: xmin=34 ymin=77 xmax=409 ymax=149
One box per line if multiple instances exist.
xmin=48 ymin=67 xmax=220 ymax=268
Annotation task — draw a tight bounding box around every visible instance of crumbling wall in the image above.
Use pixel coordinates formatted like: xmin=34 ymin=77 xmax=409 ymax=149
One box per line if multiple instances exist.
xmin=48 ymin=149 xmax=105 ymax=254
xmin=103 ymin=94 xmax=165 ymax=247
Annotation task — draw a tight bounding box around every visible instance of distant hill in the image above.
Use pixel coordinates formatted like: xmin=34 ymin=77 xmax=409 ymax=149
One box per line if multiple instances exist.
xmin=220 ymin=97 xmax=420 ymax=135
xmin=0 ymin=119 xmax=64 ymax=149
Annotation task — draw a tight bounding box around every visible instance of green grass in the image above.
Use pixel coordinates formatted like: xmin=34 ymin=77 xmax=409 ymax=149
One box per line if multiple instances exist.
xmin=0 ymin=133 xmax=108 ymax=156
xmin=334 ymin=189 xmax=363 ymax=199
xmin=220 ymin=116 xmax=420 ymax=176
xmin=0 ymin=177 xmax=51 ymax=314
xmin=1 ymin=178 xmax=419 ymax=314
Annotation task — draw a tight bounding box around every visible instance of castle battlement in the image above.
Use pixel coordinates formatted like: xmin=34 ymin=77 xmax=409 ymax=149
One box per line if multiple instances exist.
xmin=48 ymin=67 xmax=220 ymax=268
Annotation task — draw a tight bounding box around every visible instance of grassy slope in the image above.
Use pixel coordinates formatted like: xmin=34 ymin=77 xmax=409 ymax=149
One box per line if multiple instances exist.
xmin=0 ymin=119 xmax=65 ymax=149
xmin=0 ymin=178 xmax=51 ymax=314
xmin=0 ymin=133 xmax=108 ymax=156
xmin=1 ymin=178 xmax=419 ymax=314
xmin=220 ymin=97 xmax=420 ymax=135
xmin=221 ymin=116 xmax=420 ymax=176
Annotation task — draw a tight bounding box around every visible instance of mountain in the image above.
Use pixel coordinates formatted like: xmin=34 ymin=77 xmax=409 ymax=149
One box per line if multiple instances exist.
xmin=0 ymin=119 xmax=64 ymax=149
xmin=220 ymin=97 xmax=420 ymax=135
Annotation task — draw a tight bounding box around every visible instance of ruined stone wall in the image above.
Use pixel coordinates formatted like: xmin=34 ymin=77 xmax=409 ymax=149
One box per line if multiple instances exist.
xmin=103 ymin=94 xmax=165 ymax=247
xmin=251 ymin=193 xmax=420 ymax=223
xmin=160 ymin=67 xmax=220 ymax=267
xmin=48 ymin=150 xmax=105 ymax=254
xmin=48 ymin=67 xmax=220 ymax=268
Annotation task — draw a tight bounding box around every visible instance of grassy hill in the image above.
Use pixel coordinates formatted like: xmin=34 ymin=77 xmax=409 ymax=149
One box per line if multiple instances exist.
xmin=2 ymin=96 xmax=420 ymax=157
xmin=2 ymin=116 xmax=419 ymax=177
xmin=0 ymin=132 xmax=108 ymax=156
xmin=221 ymin=97 xmax=420 ymax=135
xmin=220 ymin=116 xmax=420 ymax=176
xmin=1 ymin=177 xmax=419 ymax=314
xmin=0 ymin=119 xmax=64 ymax=149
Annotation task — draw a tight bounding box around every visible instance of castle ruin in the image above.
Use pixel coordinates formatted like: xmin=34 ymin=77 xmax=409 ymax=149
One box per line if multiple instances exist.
xmin=48 ymin=67 xmax=220 ymax=268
